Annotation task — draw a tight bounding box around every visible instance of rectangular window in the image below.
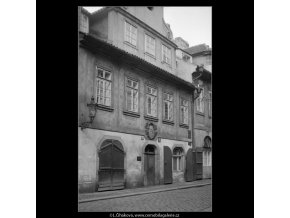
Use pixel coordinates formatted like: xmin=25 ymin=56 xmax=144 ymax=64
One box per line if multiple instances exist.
xmin=180 ymin=99 xmax=189 ymax=125
xmin=95 ymin=67 xmax=112 ymax=107
xmin=209 ymin=91 xmax=212 ymax=117
xmin=145 ymin=34 xmax=155 ymax=57
xmin=162 ymin=44 xmax=171 ymax=65
xmin=163 ymin=93 xmax=173 ymax=121
xmin=196 ymin=88 xmax=204 ymax=113
xmin=125 ymin=21 xmax=137 ymax=46
xmin=126 ymin=78 xmax=139 ymax=112
xmin=146 ymin=86 xmax=157 ymax=117
xmin=80 ymin=13 xmax=89 ymax=34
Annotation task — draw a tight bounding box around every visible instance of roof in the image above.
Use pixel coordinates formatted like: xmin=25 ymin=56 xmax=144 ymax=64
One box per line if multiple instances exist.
xmin=87 ymin=6 xmax=178 ymax=48
xmin=79 ymin=33 xmax=196 ymax=91
xmin=185 ymin=44 xmax=212 ymax=56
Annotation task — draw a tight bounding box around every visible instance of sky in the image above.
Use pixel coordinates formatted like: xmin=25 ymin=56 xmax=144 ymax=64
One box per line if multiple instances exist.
xmin=83 ymin=7 xmax=211 ymax=48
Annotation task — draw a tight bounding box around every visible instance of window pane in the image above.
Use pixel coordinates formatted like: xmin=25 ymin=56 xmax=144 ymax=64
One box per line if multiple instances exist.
xmin=98 ymin=69 xmax=103 ymax=78
xmin=127 ymin=89 xmax=132 ymax=111
xmin=173 ymin=157 xmax=177 ymax=171
xmin=105 ymin=72 xmax=111 ymax=80
xmin=169 ymin=102 xmax=173 ymax=120
xmin=147 ymin=96 xmax=151 ymax=115
xmin=164 ymin=102 xmax=168 ymax=119
xmin=133 ymin=90 xmax=138 ymax=112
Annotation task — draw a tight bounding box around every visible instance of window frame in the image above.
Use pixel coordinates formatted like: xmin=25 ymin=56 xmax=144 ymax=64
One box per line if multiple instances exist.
xmin=125 ymin=76 xmax=139 ymax=113
xmin=172 ymin=147 xmax=184 ymax=172
xmin=94 ymin=66 xmax=113 ymax=108
xmin=124 ymin=21 xmax=138 ymax=47
xmin=145 ymin=84 xmax=158 ymax=118
xmin=196 ymin=88 xmax=205 ymax=114
xmin=161 ymin=44 xmax=172 ymax=66
xmin=180 ymin=97 xmax=189 ymax=126
xmin=144 ymin=34 xmax=156 ymax=58
xmin=163 ymin=92 xmax=174 ymax=122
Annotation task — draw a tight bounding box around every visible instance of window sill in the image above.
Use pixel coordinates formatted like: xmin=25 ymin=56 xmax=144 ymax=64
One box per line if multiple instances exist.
xmin=144 ymin=115 xmax=158 ymax=122
xmin=145 ymin=52 xmax=156 ymax=60
xmin=162 ymin=120 xmax=174 ymax=126
xmin=124 ymin=41 xmax=138 ymax=50
xmin=96 ymin=104 xmax=114 ymax=112
xmin=196 ymin=111 xmax=205 ymax=116
xmin=179 ymin=123 xmax=189 ymax=129
xmin=161 ymin=61 xmax=172 ymax=68
xmin=123 ymin=110 xmax=140 ymax=118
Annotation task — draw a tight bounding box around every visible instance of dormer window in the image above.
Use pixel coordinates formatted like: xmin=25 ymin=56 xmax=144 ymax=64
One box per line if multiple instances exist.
xmin=147 ymin=7 xmax=154 ymax=11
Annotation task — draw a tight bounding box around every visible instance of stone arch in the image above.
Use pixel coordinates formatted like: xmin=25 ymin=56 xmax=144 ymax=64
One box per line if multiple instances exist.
xmin=95 ymin=135 xmax=127 ymax=191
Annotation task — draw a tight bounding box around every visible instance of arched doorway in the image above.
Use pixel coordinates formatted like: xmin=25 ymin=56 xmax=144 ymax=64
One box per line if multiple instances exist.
xmin=144 ymin=144 xmax=156 ymax=186
xmin=98 ymin=139 xmax=125 ymax=191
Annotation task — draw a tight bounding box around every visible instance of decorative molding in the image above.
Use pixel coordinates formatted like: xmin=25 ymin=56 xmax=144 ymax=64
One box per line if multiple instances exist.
xmin=145 ymin=122 xmax=158 ymax=140
xmin=123 ymin=110 xmax=140 ymax=118
xmin=179 ymin=123 xmax=189 ymax=129
xmin=144 ymin=115 xmax=158 ymax=122
xmin=96 ymin=105 xmax=114 ymax=112
xmin=162 ymin=120 xmax=174 ymax=126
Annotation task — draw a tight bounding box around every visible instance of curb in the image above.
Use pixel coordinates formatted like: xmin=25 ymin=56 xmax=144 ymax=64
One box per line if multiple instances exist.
xmin=79 ymin=182 xmax=211 ymax=203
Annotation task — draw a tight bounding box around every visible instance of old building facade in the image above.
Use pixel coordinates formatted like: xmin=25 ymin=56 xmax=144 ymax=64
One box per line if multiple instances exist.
xmin=78 ymin=7 xmax=200 ymax=193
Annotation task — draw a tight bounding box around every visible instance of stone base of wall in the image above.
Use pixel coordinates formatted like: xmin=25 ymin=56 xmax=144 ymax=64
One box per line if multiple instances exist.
xmin=203 ymin=166 xmax=212 ymax=179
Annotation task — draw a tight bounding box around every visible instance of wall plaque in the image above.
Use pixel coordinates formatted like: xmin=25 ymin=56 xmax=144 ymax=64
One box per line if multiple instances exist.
xmin=137 ymin=156 xmax=141 ymax=161
xmin=145 ymin=122 xmax=157 ymax=140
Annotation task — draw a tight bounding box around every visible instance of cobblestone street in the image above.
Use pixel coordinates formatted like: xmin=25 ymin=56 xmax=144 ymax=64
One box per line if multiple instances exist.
xmin=78 ymin=184 xmax=212 ymax=212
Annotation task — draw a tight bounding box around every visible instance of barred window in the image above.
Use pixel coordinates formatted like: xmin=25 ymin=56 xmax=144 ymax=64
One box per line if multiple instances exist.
xmin=162 ymin=44 xmax=171 ymax=65
xmin=180 ymin=99 xmax=189 ymax=125
xmin=173 ymin=147 xmax=184 ymax=171
xmin=145 ymin=34 xmax=155 ymax=57
xmin=95 ymin=67 xmax=112 ymax=107
xmin=163 ymin=93 xmax=173 ymax=121
xmin=126 ymin=78 xmax=139 ymax=112
xmin=146 ymin=86 xmax=157 ymax=117
xmin=196 ymin=88 xmax=204 ymax=113
xmin=125 ymin=21 xmax=137 ymax=46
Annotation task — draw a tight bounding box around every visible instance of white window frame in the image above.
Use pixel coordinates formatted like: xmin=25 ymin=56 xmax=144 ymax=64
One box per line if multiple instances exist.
xmin=196 ymin=88 xmax=204 ymax=113
xmin=173 ymin=147 xmax=184 ymax=172
xmin=180 ymin=98 xmax=189 ymax=125
xmin=163 ymin=92 xmax=173 ymax=121
xmin=146 ymin=85 xmax=157 ymax=117
xmin=145 ymin=34 xmax=156 ymax=57
xmin=124 ymin=21 xmax=137 ymax=47
xmin=95 ymin=67 xmax=112 ymax=107
xmin=126 ymin=78 xmax=139 ymax=112
xmin=162 ymin=44 xmax=171 ymax=65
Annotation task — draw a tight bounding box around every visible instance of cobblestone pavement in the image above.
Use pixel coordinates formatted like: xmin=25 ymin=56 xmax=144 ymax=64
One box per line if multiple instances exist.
xmin=78 ymin=184 xmax=212 ymax=212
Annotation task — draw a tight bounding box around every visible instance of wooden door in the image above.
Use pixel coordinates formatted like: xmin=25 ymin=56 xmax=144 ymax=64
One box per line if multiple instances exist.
xmin=146 ymin=154 xmax=155 ymax=186
xmin=98 ymin=139 xmax=125 ymax=191
xmin=185 ymin=148 xmax=194 ymax=182
xmin=195 ymin=148 xmax=203 ymax=180
xmin=163 ymin=146 xmax=172 ymax=184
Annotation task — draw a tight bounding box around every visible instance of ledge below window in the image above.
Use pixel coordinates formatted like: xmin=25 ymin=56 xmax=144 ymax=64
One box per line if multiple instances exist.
xmin=196 ymin=111 xmax=205 ymax=116
xmin=124 ymin=41 xmax=138 ymax=50
xmin=96 ymin=105 xmax=114 ymax=112
xmin=179 ymin=123 xmax=189 ymax=129
xmin=162 ymin=120 xmax=174 ymax=126
xmin=144 ymin=115 xmax=158 ymax=122
xmin=123 ymin=110 xmax=140 ymax=118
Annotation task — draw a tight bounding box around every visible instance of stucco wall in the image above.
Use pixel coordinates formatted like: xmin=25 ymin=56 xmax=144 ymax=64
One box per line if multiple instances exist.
xmin=176 ymin=59 xmax=197 ymax=83
xmin=78 ymin=47 xmax=193 ymax=142
xmin=106 ymin=10 xmax=177 ymax=76
xmin=78 ymin=128 xmax=192 ymax=193
xmin=125 ymin=7 xmax=164 ymax=36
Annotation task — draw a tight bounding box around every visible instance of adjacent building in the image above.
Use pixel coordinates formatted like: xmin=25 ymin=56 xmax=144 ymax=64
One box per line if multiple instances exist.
xmin=78 ymin=7 xmax=200 ymax=193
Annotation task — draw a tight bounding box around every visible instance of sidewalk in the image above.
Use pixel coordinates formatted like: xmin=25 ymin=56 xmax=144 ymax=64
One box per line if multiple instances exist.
xmin=79 ymin=178 xmax=212 ymax=203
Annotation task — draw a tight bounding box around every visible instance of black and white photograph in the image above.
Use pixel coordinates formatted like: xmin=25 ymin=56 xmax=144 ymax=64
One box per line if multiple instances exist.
xmin=78 ymin=6 xmax=212 ymax=212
